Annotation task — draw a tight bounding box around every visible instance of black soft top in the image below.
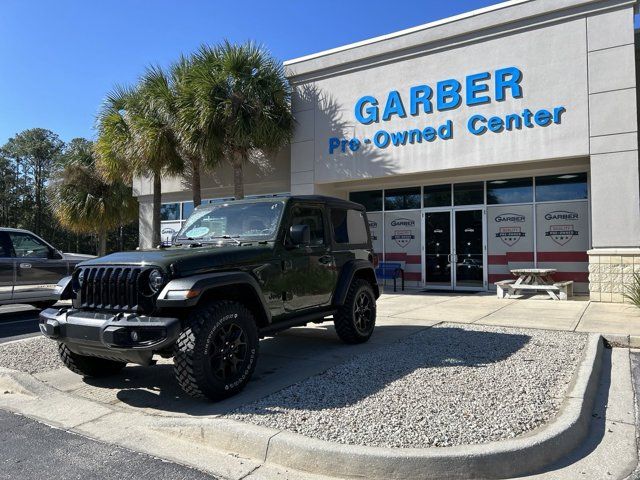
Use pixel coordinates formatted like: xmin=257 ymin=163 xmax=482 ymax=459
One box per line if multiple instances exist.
xmin=196 ymin=195 xmax=365 ymax=211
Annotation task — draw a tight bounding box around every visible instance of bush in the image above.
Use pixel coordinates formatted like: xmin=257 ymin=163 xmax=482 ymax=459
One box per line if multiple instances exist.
xmin=624 ymin=273 xmax=640 ymax=308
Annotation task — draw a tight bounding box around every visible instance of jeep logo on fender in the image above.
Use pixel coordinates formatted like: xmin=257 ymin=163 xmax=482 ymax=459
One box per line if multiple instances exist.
xmin=390 ymin=218 xmax=415 ymax=227
xmin=495 ymin=213 xmax=525 ymax=223
xmin=545 ymin=210 xmax=579 ymax=221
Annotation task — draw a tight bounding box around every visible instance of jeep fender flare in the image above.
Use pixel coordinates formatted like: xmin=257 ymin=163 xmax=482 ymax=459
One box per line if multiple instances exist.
xmin=55 ymin=275 xmax=74 ymax=300
xmin=332 ymin=260 xmax=380 ymax=306
xmin=156 ymin=271 xmax=272 ymax=323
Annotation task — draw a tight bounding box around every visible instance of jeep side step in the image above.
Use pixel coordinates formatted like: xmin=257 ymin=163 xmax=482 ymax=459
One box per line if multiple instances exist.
xmin=258 ymin=309 xmax=337 ymax=337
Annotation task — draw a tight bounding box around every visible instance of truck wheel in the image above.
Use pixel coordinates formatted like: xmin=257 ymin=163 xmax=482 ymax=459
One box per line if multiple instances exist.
xmin=334 ymin=278 xmax=376 ymax=344
xmin=58 ymin=343 xmax=126 ymax=377
xmin=174 ymin=301 xmax=259 ymax=401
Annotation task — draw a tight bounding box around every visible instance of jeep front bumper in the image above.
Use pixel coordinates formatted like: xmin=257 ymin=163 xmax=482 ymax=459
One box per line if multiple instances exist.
xmin=39 ymin=308 xmax=181 ymax=365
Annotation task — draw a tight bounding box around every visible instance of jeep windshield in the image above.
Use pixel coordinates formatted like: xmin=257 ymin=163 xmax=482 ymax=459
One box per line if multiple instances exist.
xmin=175 ymin=200 xmax=285 ymax=243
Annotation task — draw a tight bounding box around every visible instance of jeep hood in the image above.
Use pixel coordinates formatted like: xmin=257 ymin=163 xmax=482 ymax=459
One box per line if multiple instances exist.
xmin=76 ymin=243 xmax=274 ymax=276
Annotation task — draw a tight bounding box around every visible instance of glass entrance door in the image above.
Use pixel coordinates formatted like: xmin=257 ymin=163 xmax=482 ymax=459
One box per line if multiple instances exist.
xmin=424 ymin=211 xmax=452 ymax=288
xmin=423 ymin=209 xmax=485 ymax=290
xmin=453 ymin=209 xmax=484 ymax=289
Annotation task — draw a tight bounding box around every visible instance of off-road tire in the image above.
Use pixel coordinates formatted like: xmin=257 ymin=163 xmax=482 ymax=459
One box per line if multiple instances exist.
xmin=334 ymin=278 xmax=376 ymax=344
xmin=174 ymin=300 xmax=259 ymax=401
xmin=58 ymin=343 xmax=126 ymax=377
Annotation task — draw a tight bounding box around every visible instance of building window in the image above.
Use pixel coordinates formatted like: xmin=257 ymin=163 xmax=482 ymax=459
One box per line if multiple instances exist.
xmin=160 ymin=203 xmax=180 ymax=221
xmin=182 ymin=201 xmax=195 ymax=219
xmin=535 ymin=173 xmax=588 ymax=202
xmin=384 ymin=187 xmax=421 ymax=210
xmin=487 ymin=177 xmax=533 ymax=204
xmin=349 ymin=190 xmax=383 ymax=212
xmin=454 ymin=182 xmax=484 ymax=206
xmin=424 ymin=184 xmax=452 ymax=208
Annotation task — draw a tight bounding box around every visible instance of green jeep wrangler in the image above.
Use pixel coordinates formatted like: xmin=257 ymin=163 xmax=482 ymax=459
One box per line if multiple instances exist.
xmin=39 ymin=196 xmax=379 ymax=401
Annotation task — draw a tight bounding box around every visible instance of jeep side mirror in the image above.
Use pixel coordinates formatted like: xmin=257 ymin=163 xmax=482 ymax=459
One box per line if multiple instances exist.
xmin=289 ymin=224 xmax=310 ymax=246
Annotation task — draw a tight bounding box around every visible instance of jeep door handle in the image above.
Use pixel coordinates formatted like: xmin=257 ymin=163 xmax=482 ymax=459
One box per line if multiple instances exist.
xmin=19 ymin=263 xmax=32 ymax=269
xmin=318 ymin=255 xmax=333 ymax=265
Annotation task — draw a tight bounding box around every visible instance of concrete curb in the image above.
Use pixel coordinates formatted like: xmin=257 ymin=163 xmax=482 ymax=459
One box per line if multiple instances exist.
xmin=150 ymin=333 xmax=604 ymax=480
xmin=602 ymin=333 xmax=640 ymax=349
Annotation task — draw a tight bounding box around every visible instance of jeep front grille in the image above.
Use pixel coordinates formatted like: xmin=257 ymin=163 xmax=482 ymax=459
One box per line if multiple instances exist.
xmin=79 ymin=266 xmax=143 ymax=312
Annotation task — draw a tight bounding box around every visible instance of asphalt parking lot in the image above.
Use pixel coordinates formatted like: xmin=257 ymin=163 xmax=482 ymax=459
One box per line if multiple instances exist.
xmin=0 ymin=304 xmax=43 ymax=344
xmin=0 ymin=409 xmax=216 ymax=480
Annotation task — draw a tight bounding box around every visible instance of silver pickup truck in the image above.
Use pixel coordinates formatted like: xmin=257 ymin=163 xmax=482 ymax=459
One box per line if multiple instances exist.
xmin=0 ymin=228 xmax=94 ymax=308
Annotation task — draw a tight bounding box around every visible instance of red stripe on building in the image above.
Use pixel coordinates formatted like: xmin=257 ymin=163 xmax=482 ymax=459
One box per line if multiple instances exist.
xmin=488 ymin=255 xmax=508 ymax=265
xmin=552 ymin=271 xmax=589 ymax=282
xmin=506 ymin=252 xmax=535 ymax=262
xmin=488 ymin=252 xmax=534 ymax=265
xmin=384 ymin=253 xmax=422 ymax=264
xmin=537 ymin=251 xmax=588 ymax=262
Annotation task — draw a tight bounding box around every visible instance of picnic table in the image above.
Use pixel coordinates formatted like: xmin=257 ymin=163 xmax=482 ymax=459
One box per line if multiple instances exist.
xmin=495 ymin=268 xmax=573 ymax=300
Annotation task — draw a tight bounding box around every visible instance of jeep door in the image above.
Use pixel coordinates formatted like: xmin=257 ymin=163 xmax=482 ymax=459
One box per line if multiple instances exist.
xmin=0 ymin=232 xmax=14 ymax=303
xmin=8 ymin=231 xmax=68 ymax=302
xmin=281 ymin=203 xmax=336 ymax=312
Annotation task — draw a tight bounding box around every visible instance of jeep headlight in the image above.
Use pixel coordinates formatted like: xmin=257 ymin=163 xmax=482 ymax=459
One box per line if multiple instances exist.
xmin=77 ymin=269 xmax=85 ymax=288
xmin=148 ymin=269 xmax=165 ymax=293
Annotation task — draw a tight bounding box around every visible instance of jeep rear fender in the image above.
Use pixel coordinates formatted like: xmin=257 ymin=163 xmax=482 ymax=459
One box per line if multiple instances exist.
xmin=157 ymin=271 xmax=272 ymax=323
xmin=332 ymin=260 xmax=380 ymax=306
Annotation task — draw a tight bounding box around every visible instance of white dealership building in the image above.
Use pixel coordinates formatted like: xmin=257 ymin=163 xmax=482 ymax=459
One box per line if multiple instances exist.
xmin=135 ymin=0 xmax=640 ymax=302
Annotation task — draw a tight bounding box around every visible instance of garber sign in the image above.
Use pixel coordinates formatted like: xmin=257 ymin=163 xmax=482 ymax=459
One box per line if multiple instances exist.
xmin=328 ymin=66 xmax=566 ymax=154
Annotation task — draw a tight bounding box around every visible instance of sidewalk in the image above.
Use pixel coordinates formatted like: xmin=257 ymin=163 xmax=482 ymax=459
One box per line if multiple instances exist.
xmin=376 ymin=292 xmax=640 ymax=342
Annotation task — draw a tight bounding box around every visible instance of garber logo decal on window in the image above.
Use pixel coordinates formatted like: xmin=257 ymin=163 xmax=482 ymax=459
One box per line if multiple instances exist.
xmin=368 ymin=221 xmax=378 ymax=241
xmin=390 ymin=218 xmax=415 ymax=227
xmin=545 ymin=210 xmax=579 ymax=221
xmin=546 ymin=225 xmax=579 ymax=246
xmin=495 ymin=213 xmax=526 ymax=223
xmin=390 ymin=218 xmax=415 ymax=248
xmin=544 ymin=211 xmax=579 ymax=246
xmin=496 ymin=226 xmax=526 ymax=247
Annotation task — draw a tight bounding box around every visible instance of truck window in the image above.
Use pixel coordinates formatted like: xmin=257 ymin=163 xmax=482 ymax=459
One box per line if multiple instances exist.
xmin=331 ymin=209 xmax=368 ymax=245
xmin=289 ymin=206 xmax=325 ymax=246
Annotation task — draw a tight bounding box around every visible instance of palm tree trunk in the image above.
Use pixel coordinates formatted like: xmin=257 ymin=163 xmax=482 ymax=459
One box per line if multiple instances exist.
xmin=192 ymin=158 xmax=202 ymax=207
xmin=233 ymin=152 xmax=244 ymax=200
xmin=98 ymin=232 xmax=107 ymax=256
xmin=152 ymin=172 xmax=162 ymax=247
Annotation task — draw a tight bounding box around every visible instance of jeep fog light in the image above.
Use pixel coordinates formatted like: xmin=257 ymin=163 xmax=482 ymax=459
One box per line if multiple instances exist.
xmin=130 ymin=330 xmax=139 ymax=342
xmin=165 ymin=289 xmax=200 ymax=300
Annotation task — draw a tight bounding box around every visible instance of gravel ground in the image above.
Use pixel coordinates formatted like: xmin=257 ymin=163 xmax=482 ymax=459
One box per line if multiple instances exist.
xmin=229 ymin=323 xmax=587 ymax=448
xmin=0 ymin=337 xmax=62 ymax=373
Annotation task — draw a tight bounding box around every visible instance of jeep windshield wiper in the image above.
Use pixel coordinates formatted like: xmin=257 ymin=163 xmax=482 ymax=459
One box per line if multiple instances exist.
xmin=216 ymin=235 xmax=242 ymax=245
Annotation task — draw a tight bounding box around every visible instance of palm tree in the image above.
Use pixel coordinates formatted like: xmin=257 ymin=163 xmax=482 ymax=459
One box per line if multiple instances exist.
xmin=95 ymin=79 xmax=183 ymax=248
xmin=141 ymin=60 xmax=214 ymax=208
xmin=187 ymin=41 xmax=294 ymax=199
xmin=50 ymin=138 xmax=138 ymax=256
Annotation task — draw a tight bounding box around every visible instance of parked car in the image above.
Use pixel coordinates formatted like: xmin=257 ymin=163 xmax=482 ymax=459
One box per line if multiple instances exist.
xmin=0 ymin=228 xmax=94 ymax=308
xmin=39 ymin=195 xmax=379 ymax=401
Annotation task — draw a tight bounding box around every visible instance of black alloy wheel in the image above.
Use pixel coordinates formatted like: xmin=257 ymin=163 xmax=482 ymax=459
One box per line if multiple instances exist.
xmin=209 ymin=323 xmax=248 ymax=382
xmin=354 ymin=290 xmax=374 ymax=334
xmin=334 ymin=278 xmax=377 ymax=344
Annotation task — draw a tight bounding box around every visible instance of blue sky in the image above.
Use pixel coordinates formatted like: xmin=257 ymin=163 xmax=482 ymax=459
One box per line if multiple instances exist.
xmin=0 ymin=0 xmax=539 ymax=145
